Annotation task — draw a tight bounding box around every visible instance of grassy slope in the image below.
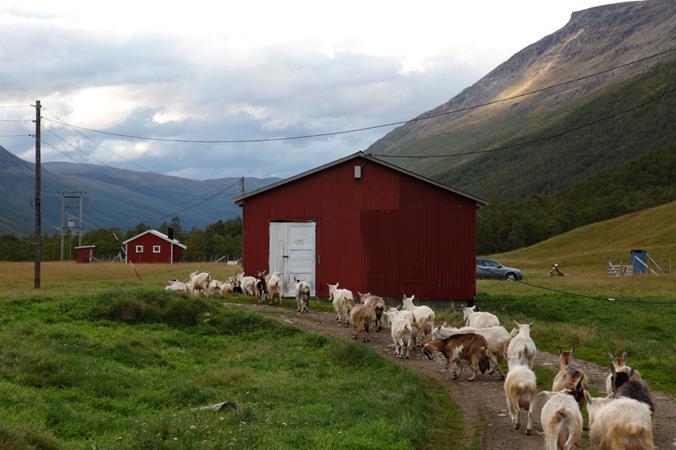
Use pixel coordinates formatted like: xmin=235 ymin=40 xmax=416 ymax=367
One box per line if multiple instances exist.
xmin=0 ymin=265 xmax=470 ymax=450
xmin=461 ymin=202 xmax=676 ymax=395
xmin=497 ymin=200 xmax=676 ymax=272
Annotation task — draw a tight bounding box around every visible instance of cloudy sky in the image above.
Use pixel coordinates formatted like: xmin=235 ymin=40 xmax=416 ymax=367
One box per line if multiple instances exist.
xmin=1 ymin=0 xmax=626 ymax=180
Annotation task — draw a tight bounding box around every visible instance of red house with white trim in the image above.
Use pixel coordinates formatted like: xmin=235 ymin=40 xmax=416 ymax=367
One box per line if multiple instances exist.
xmin=234 ymin=151 xmax=487 ymax=301
xmin=123 ymin=230 xmax=186 ymax=264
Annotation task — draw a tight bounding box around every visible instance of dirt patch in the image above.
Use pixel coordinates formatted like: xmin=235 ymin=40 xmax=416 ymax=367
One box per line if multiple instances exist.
xmin=230 ymin=303 xmax=675 ymax=450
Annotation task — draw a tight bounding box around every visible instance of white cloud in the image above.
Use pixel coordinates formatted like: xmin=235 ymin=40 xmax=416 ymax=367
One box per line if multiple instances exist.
xmin=0 ymin=0 xmax=628 ymax=180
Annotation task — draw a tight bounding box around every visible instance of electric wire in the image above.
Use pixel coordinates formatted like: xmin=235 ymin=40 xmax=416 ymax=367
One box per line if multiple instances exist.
xmin=38 ymin=47 xmax=676 ymax=144
xmin=45 ymin=130 xmax=242 ymax=226
xmin=513 ymin=279 xmax=676 ymax=305
xmin=156 ymin=179 xmax=242 ymax=224
xmin=371 ymin=86 xmax=676 ymax=158
xmin=41 ymin=106 xmax=156 ymax=173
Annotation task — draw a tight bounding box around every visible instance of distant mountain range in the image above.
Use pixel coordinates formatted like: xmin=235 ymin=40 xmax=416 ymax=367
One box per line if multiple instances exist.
xmin=0 ymin=146 xmax=278 ymax=235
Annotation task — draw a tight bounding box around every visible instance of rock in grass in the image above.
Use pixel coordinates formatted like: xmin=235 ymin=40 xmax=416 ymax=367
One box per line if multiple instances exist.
xmin=193 ymin=401 xmax=238 ymax=412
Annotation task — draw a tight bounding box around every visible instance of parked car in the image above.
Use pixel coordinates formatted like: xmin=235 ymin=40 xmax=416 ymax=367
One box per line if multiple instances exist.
xmin=476 ymin=258 xmax=523 ymax=280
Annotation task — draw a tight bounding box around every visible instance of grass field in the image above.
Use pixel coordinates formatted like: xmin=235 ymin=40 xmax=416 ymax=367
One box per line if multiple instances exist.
xmin=0 ymin=263 xmax=471 ymax=450
xmin=473 ymin=202 xmax=676 ymax=395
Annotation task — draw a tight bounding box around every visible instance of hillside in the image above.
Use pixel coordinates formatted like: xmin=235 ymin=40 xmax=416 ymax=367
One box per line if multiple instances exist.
xmin=369 ymin=0 xmax=676 ymax=200
xmin=0 ymin=145 xmax=278 ymax=235
xmin=494 ymin=200 xmax=676 ymax=272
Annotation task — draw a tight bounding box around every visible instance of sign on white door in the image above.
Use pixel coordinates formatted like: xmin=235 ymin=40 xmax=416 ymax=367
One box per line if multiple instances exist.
xmin=269 ymin=222 xmax=316 ymax=297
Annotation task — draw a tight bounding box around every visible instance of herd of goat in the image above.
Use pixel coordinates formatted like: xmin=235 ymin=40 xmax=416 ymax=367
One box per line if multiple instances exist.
xmin=166 ymin=272 xmax=656 ymax=450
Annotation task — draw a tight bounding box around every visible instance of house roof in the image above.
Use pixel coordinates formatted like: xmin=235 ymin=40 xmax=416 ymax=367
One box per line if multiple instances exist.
xmin=233 ymin=151 xmax=488 ymax=206
xmin=122 ymin=229 xmax=187 ymax=249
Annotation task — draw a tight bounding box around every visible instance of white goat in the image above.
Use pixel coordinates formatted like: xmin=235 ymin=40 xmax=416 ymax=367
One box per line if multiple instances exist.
xmin=267 ymin=273 xmax=283 ymax=305
xmin=402 ymin=294 xmax=434 ymax=346
xmin=188 ymin=271 xmax=211 ymax=295
xmin=294 ymin=279 xmax=311 ymax=313
xmin=462 ymin=305 xmax=500 ymax=328
xmin=237 ymin=273 xmax=257 ymax=297
xmin=328 ymin=283 xmax=354 ymax=324
xmin=584 ymin=393 xmax=654 ymax=450
xmin=504 ymin=365 xmax=537 ymax=435
xmin=432 ymin=323 xmax=512 ymax=378
xmin=220 ymin=280 xmax=235 ymax=295
xmin=206 ymin=279 xmax=223 ymax=296
xmin=386 ymin=307 xmax=413 ymax=359
xmin=507 ymin=322 xmax=537 ymax=369
xmin=539 ymin=390 xmax=583 ymax=450
xmin=165 ymin=280 xmax=188 ymax=292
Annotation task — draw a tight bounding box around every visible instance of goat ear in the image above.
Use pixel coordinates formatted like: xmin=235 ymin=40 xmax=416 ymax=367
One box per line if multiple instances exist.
xmin=622 ymin=349 xmax=628 ymax=360
xmin=608 ymin=352 xmax=615 ymax=361
xmin=558 ymin=347 xmax=563 ymax=355
xmin=513 ymin=320 xmax=521 ymax=327
xmin=570 ymin=345 xmax=576 ymax=354
xmin=529 ymin=322 xmax=535 ymax=328
xmin=628 ymin=368 xmax=635 ymax=379
xmin=584 ymin=390 xmax=592 ymax=406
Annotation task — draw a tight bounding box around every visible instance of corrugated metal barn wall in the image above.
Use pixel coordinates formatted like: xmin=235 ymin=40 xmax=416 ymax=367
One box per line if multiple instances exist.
xmin=241 ymin=156 xmax=477 ymax=300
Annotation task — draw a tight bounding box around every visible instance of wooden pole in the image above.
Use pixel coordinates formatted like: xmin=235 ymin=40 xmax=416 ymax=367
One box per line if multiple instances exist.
xmin=34 ymin=100 xmax=41 ymax=289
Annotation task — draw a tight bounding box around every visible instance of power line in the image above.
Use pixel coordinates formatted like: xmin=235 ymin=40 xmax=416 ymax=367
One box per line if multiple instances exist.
xmin=0 ymin=134 xmax=31 ymax=137
xmin=513 ymin=279 xmax=676 ymax=305
xmin=0 ymin=105 xmax=30 ymax=109
xmin=39 ymin=47 xmax=676 ymax=144
xmin=45 ymin=131 xmax=242 ymax=227
xmin=371 ymin=86 xmax=676 ymax=159
xmin=0 ymin=119 xmax=30 ymax=122
xmin=156 ymin=179 xmax=242 ymax=224
xmin=41 ymin=106 xmax=157 ymax=173
xmin=42 ymin=139 xmax=90 ymax=166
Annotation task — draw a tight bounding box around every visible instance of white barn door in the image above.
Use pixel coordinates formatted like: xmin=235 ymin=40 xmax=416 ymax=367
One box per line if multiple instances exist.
xmin=269 ymin=222 xmax=316 ymax=297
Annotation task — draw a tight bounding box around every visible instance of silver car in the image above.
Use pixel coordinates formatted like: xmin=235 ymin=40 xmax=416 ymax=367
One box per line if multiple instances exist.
xmin=476 ymin=258 xmax=523 ymax=280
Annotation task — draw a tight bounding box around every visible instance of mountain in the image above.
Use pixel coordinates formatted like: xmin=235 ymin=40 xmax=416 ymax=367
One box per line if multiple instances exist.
xmin=368 ymin=0 xmax=676 ymax=200
xmin=0 ymin=145 xmax=278 ymax=235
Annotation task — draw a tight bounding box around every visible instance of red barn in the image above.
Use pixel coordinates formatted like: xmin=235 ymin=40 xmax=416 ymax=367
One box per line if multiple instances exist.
xmin=123 ymin=230 xmax=186 ymax=264
xmin=74 ymin=245 xmax=95 ymax=263
xmin=234 ymin=152 xmax=487 ymax=301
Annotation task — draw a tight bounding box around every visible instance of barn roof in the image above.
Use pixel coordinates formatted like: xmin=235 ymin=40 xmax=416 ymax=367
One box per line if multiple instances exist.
xmin=233 ymin=151 xmax=488 ymax=206
xmin=123 ymin=229 xmax=187 ymax=249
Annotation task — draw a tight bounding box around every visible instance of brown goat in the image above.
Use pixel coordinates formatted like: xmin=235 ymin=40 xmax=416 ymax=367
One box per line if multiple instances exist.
xmin=552 ymin=347 xmax=589 ymax=414
xmin=423 ymin=333 xmax=497 ymax=381
xmin=611 ymin=366 xmax=654 ymax=414
xmin=358 ymin=292 xmax=385 ymax=331
xmin=349 ymin=301 xmax=377 ymax=342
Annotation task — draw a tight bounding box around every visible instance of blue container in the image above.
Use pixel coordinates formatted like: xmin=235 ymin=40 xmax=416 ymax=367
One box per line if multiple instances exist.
xmin=631 ymin=249 xmax=647 ymax=274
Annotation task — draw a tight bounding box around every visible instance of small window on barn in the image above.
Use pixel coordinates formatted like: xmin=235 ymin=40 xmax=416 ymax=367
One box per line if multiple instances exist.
xmin=153 ymin=245 xmax=161 ymax=253
xmin=136 ymin=245 xmax=144 ymax=253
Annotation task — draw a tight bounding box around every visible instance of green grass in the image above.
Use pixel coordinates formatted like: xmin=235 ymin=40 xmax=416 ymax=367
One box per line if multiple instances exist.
xmin=436 ymin=289 xmax=676 ymax=396
xmin=0 ymin=288 xmax=467 ymax=449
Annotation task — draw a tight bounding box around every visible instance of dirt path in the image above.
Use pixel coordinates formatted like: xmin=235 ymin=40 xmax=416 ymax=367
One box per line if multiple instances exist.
xmin=231 ymin=303 xmax=676 ymax=450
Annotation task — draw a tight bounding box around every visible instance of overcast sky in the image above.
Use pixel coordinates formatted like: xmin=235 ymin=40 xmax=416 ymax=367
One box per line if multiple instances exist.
xmin=1 ymin=0 xmax=627 ymax=180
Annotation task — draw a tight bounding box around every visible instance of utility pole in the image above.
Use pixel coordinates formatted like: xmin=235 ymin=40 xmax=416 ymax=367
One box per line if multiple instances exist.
xmin=240 ymin=176 xmax=245 ymax=195
xmin=60 ymin=193 xmax=65 ymax=260
xmin=34 ymin=100 xmax=41 ymax=289
xmin=78 ymin=193 xmax=84 ymax=246
xmin=59 ymin=191 xmax=86 ymax=259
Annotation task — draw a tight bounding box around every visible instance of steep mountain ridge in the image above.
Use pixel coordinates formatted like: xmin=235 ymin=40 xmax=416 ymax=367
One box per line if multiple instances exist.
xmin=369 ymin=0 xmax=676 ymax=190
